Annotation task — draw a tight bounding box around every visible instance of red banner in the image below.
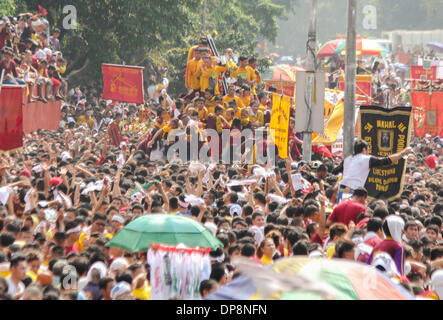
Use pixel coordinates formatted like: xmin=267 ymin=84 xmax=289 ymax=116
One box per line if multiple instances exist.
xmin=339 ymin=74 xmax=372 ymax=105
xmin=410 ymin=91 xmax=443 ymax=137
xmin=23 ymin=98 xmax=61 ymax=134
xmin=108 ymin=121 xmax=123 ymax=147
xmin=265 ymin=80 xmax=295 ymax=97
xmin=410 ymin=66 xmax=437 ymax=81
xmin=102 ymin=64 xmax=144 ymax=104
xmin=0 ymin=86 xmax=24 ymax=151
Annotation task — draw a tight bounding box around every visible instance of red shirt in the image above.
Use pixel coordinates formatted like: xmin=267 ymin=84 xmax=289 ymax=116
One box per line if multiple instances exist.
xmin=0 ymin=59 xmax=17 ymax=77
xmin=328 ymin=200 xmax=366 ymax=226
xmin=426 ymin=155 xmax=438 ymax=169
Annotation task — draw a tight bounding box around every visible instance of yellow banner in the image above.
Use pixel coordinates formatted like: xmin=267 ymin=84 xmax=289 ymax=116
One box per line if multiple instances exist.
xmin=312 ymin=100 xmax=344 ymax=145
xmin=270 ymin=93 xmax=291 ymax=159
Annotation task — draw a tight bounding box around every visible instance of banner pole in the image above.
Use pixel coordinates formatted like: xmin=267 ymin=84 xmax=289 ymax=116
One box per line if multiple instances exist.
xmin=0 ymin=70 xmax=5 ymax=96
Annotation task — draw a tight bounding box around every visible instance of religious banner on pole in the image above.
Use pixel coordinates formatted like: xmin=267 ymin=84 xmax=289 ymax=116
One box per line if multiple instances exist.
xmin=102 ymin=64 xmax=145 ymax=104
xmin=339 ymin=74 xmax=372 ymax=105
xmin=270 ymin=93 xmax=291 ymax=159
xmin=359 ymin=106 xmax=412 ymax=201
xmin=0 ymin=86 xmax=24 ymax=152
xmin=410 ymin=91 xmax=443 ymax=138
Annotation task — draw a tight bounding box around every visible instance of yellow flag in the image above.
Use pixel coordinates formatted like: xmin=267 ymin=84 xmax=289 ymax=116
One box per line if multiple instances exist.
xmin=312 ymin=100 xmax=344 ymax=145
xmin=270 ymin=93 xmax=291 ymax=159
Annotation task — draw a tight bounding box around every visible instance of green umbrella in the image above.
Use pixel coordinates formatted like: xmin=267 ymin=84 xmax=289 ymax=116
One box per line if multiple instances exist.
xmin=106 ymin=214 xmax=223 ymax=252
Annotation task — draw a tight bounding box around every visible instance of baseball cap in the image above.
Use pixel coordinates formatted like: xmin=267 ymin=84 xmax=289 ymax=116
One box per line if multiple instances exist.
xmin=229 ymin=204 xmax=242 ymax=217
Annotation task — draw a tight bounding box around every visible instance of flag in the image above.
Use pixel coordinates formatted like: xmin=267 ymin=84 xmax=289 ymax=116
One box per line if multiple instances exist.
xmin=359 ymin=105 xmax=412 ymax=201
xmin=339 ymin=74 xmax=372 ymax=105
xmin=129 ymin=181 xmax=159 ymax=197
xmin=0 ymin=86 xmax=24 ymax=151
xmin=410 ymin=91 xmax=443 ymax=137
xmin=270 ymin=93 xmax=291 ymax=159
xmin=312 ymin=100 xmax=344 ymax=145
xmin=102 ymin=64 xmax=145 ymax=104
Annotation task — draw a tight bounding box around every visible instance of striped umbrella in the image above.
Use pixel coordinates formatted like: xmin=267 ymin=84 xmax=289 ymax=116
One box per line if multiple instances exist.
xmin=262 ymin=64 xmax=305 ymax=82
xmin=316 ymin=39 xmax=345 ymax=57
xmin=334 ymin=38 xmax=389 ymax=56
xmin=206 ymin=257 xmax=414 ymax=300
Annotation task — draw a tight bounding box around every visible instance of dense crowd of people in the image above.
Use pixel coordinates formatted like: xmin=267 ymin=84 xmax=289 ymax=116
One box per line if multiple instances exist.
xmin=0 ymin=12 xmax=67 ymax=102
xmin=0 ymin=11 xmax=442 ymax=301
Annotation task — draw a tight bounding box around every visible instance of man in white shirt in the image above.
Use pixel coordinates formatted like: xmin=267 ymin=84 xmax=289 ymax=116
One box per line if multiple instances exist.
xmin=332 ymin=139 xmax=412 ymax=202
xmin=7 ymin=254 xmax=27 ymax=299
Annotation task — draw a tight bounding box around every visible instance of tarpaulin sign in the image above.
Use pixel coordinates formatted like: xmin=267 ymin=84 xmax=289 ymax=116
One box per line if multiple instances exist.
xmin=359 ymin=105 xmax=412 ymax=201
xmin=102 ymin=64 xmax=144 ymax=104
xmin=410 ymin=66 xmax=437 ymax=81
xmin=0 ymin=86 xmax=24 ymax=152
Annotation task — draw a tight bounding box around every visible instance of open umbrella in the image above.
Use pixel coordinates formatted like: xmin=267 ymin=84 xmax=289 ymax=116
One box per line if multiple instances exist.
xmin=106 ymin=214 xmax=223 ymax=252
xmin=279 ymin=56 xmax=294 ymax=63
xmin=427 ymin=41 xmax=443 ymax=53
xmin=334 ymin=39 xmax=389 ymax=56
xmin=206 ymin=257 xmax=414 ymax=300
xmin=393 ymin=62 xmax=409 ymax=71
xmin=316 ymin=39 xmax=345 ymax=58
xmin=262 ymin=64 xmax=305 ymax=81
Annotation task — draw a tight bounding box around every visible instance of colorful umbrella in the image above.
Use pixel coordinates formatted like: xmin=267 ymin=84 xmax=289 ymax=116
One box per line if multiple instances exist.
xmin=334 ymin=39 xmax=389 ymax=56
xmin=206 ymin=257 xmax=414 ymax=300
xmin=278 ymin=56 xmax=294 ymax=63
xmin=262 ymin=64 xmax=305 ymax=82
xmin=106 ymin=214 xmax=223 ymax=252
xmin=316 ymin=39 xmax=345 ymax=57
xmin=427 ymin=41 xmax=443 ymax=53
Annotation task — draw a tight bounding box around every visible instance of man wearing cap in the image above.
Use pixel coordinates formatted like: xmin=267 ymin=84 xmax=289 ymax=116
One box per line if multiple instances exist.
xmin=332 ymin=139 xmax=412 ymax=202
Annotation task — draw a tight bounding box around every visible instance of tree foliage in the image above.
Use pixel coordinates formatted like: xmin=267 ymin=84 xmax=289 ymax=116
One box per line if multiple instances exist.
xmin=6 ymin=0 xmax=295 ymax=96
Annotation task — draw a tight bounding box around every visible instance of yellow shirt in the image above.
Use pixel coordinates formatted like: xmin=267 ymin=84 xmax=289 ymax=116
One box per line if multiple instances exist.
xmin=327 ymin=245 xmax=335 ymax=259
xmin=247 ymin=66 xmax=261 ymax=95
xmin=57 ymin=65 xmax=67 ymax=74
xmin=222 ymin=95 xmax=244 ymax=109
xmin=133 ymin=283 xmax=151 ymax=300
xmin=186 ymin=59 xmax=203 ymax=90
xmin=198 ymin=107 xmax=209 ymax=121
xmin=249 ymin=109 xmax=264 ymax=126
xmin=259 ymin=103 xmax=268 ymax=113
xmin=231 ymin=67 xmax=251 ymax=86
xmin=205 ymin=97 xmax=217 ymax=114
xmin=196 ymin=65 xmax=227 ymax=95
xmin=261 ymin=255 xmax=274 ymax=266
xmin=241 ymin=95 xmax=251 ymax=107
xmin=26 ymin=270 xmax=39 ymax=283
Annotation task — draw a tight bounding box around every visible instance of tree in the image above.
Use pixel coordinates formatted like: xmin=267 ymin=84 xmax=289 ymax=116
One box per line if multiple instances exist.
xmin=7 ymin=0 xmax=296 ymax=96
